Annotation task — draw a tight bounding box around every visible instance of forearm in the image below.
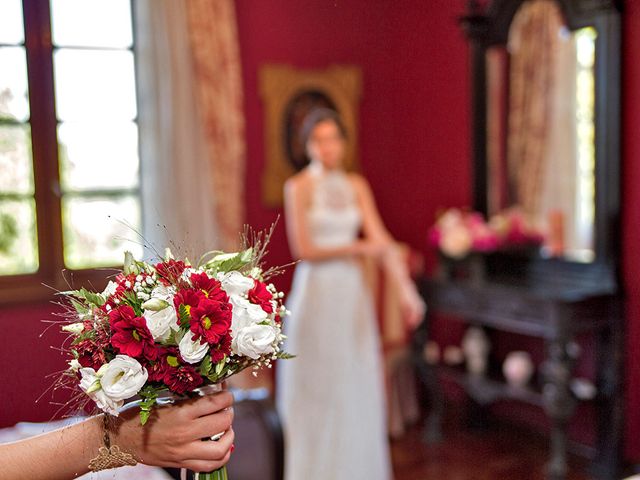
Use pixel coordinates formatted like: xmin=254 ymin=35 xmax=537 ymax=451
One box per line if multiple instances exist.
xmin=1 ymin=415 xmax=103 ymax=480
xmin=295 ymin=241 xmax=361 ymax=262
xmin=380 ymin=243 xmax=414 ymax=290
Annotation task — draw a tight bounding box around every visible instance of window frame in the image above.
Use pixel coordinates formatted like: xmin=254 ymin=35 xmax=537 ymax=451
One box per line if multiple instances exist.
xmin=0 ymin=0 xmax=138 ymax=304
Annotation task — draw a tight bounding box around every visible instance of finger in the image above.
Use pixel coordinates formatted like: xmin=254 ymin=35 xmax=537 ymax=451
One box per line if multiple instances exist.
xmin=181 ymin=453 xmax=231 ymax=473
xmin=188 ymin=407 xmax=234 ymax=440
xmin=183 ymin=391 xmax=234 ymax=419
xmin=184 ymin=428 xmax=235 ymax=462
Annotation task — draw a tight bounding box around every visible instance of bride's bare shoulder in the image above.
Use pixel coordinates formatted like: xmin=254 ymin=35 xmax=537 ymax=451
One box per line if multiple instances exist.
xmin=346 ymin=172 xmax=371 ymax=193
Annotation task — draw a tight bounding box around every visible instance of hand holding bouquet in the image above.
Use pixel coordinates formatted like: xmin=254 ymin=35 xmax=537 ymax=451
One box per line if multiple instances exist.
xmin=57 ymin=228 xmax=292 ymax=478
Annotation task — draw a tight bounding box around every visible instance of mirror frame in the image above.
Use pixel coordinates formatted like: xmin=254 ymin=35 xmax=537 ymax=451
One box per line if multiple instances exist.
xmin=461 ymin=0 xmax=622 ymax=291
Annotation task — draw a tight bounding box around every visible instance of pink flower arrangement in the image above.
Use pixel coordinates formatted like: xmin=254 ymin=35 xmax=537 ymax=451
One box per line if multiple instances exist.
xmin=429 ymin=207 xmax=544 ymax=259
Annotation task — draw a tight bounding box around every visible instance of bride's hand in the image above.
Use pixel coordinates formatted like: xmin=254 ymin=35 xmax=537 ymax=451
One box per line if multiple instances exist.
xmin=113 ymin=391 xmax=235 ymax=472
xmin=400 ymin=286 xmax=426 ymax=329
xmin=354 ymin=239 xmax=387 ymax=259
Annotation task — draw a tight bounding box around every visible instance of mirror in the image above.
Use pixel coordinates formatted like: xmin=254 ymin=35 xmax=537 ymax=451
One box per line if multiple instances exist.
xmin=485 ymin=0 xmax=597 ymax=263
xmin=462 ymin=0 xmax=621 ymax=287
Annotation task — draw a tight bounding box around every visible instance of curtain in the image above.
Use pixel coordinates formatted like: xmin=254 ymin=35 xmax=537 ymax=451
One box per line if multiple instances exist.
xmin=506 ymin=0 xmax=565 ymax=217
xmin=185 ymin=0 xmax=246 ymax=252
xmin=135 ymin=0 xmax=246 ymax=258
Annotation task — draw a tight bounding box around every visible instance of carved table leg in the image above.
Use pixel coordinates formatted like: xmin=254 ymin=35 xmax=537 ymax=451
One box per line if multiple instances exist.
xmin=542 ymin=339 xmax=578 ymax=480
xmin=411 ymin=306 xmax=444 ymax=443
xmin=591 ymin=307 xmax=623 ymax=479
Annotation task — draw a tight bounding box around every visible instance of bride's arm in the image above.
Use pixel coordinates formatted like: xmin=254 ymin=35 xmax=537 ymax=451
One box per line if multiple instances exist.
xmin=351 ymin=174 xmax=426 ymax=327
xmin=0 ymin=391 xmax=235 ymax=479
xmin=284 ymin=176 xmax=373 ymax=262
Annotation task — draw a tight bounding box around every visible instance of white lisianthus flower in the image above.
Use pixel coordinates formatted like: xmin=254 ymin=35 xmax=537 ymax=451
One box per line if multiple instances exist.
xmin=230 ymin=295 xmax=268 ymax=332
xmin=232 ymin=324 xmax=277 ymax=360
xmin=143 ymin=305 xmax=179 ymax=342
xmin=180 ymin=267 xmax=198 ymax=284
xmin=79 ymin=366 xmax=124 ymax=416
xmin=62 ymin=322 xmax=84 ymax=335
xmin=178 ymin=332 xmax=210 ymax=364
xmin=217 ymin=271 xmax=254 ymax=296
xmin=102 ymin=280 xmax=118 ymax=298
xmin=150 ymin=284 xmax=176 ymax=302
xmin=99 ymin=355 xmax=148 ymax=402
xmin=141 ymin=297 xmax=169 ymax=311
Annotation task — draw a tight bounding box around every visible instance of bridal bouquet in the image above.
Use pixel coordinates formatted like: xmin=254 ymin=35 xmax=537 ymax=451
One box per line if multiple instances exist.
xmin=56 ymin=228 xmax=291 ymax=479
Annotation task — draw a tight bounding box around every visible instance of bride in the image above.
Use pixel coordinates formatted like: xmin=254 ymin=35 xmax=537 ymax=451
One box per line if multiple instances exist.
xmin=276 ymin=108 xmax=425 ymax=479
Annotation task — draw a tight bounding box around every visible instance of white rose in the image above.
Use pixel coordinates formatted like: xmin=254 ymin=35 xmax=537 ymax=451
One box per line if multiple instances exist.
xmin=79 ymin=367 xmax=124 ymax=416
xmin=100 ymin=355 xmax=148 ymax=402
xmin=102 ymin=280 xmax=118 ymax=298
xmin=231 ymin=324 xmax=276 ymax=360
xmin=144 ymin=305 xmax=179 ymax=341
xmin=178 ymin=332 xmax=210 ymax=364
xmin=218 ymin=271 xmax=255 ymax=296
xmin=230 ymin=295 xmax=268 ymax=333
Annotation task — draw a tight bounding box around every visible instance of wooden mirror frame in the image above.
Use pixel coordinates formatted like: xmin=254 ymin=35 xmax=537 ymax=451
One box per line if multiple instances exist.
xmin=461 ymin=0 xmax=622 ymax=290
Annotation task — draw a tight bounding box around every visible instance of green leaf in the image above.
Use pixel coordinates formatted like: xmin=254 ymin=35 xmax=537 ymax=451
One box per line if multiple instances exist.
xmin=121 ymin=291 xmax=143 ymax=316
xmin=138 ymin=386 xmax=161 ymax=426
xmin=68 ymin=297 xmax=91 ymax=317
xmin=205 ymin=248 xmax=254 ymax=273
xmin=276 ymin=352 xmax=296 ymax=360
xmin=123 ymin=251 xmax=139 ymax=275
xmin=199 ymin=355 xmax=213 ymax=376
xmin=140 ymin=409 xmax=151 ymax=426
xmin=178 ymin=304 xmax=191 ymax=327
xmin=63 ymin=287 xmax=106 ymax=307
xmin=215 ymin=359 xmax=226 ymax=376
xmin=196 ymin=250 xmax=224 ymax=269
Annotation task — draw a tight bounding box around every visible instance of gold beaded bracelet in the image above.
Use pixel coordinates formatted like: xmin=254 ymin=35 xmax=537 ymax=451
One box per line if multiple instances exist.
xmin=88 ymin=415 xmax=138 ymax=472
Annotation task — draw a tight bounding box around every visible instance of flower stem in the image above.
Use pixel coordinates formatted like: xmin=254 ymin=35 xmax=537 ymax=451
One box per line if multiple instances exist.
xmin=194 ymin=466 xmax=228 ymax=480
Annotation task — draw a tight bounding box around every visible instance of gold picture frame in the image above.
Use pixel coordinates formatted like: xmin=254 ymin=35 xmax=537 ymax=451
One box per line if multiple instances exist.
xmin=259 ymin=64 xmax=362 ymax=206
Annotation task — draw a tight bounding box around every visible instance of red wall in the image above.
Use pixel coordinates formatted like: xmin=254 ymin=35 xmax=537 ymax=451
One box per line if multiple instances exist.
xmin=236 ymin=0 xmax=471 ymax=273
xmin=622 ymin=0 xmax=640 ymax=461
xmin=0 ymin=303 xmax=70 ymax=426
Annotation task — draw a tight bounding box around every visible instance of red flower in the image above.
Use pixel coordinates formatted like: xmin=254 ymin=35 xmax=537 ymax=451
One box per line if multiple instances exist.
xmin=173 ymin=288 xmax=206 ymax=323
xmin=248 ymin=281 xmax=275 ymax=314
xmin=75 ymin=339 xmax=107 ymax=370
xmin=190 ymin=298 xmax=232 ymax=345
xmin=155 ymin=259 xmax=187 ymax=285
xmin=147 ymin=347 xmax=180 ymax=382
xmin=108 ymin=305 xmax=137 ymax=329
xmin=210 ymin=333 xmax=232 ymax=363
xmin=164 ymin=364 xmax=203 ymax=394
xmin=190 ymin=273 xmax=228 ymax=302
xmin=110 ymin=307 xmax=158 ymax=360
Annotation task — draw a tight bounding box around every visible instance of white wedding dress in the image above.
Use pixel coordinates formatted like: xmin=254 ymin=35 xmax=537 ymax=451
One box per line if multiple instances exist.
xmin=276 ymin=170 xmax=392 ymax=480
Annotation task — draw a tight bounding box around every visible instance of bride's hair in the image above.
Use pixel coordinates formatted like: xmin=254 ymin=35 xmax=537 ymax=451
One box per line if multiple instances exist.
xmin=299 ymin=108 xmax=348 ymax=147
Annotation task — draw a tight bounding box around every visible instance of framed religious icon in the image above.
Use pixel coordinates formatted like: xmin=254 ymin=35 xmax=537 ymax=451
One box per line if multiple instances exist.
xmin=259 ymin=64 xmax=362 ymax=206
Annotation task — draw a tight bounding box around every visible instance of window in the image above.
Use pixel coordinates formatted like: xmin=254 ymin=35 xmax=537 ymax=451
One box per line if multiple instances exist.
xmin=0 ymin=0 xmax=142 ymax=302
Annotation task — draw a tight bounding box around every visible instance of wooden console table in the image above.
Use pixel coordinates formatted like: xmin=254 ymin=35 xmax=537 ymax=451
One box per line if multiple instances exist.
xmin=412 ymin=275 xmax=623 ymax=480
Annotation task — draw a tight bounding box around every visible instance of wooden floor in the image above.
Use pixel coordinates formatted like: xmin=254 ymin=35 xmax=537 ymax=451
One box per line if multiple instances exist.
xmin=391 ymin=414 xmax=593 ymax=480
